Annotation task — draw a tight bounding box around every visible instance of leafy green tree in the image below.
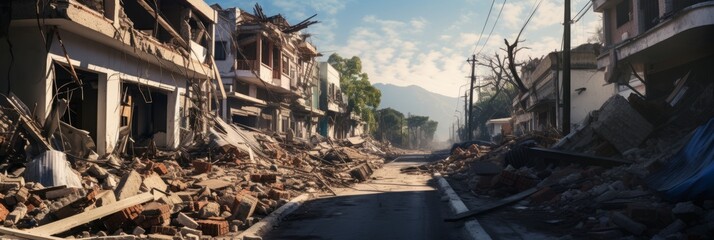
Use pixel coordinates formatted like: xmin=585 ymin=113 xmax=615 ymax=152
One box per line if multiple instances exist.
xmin=327 ymin=54 xmax=381 ymax=132
xmin=375 ymin=108 xmax=406 ymax=145
xmin=406 ymin=115 xmax=438 ymax=148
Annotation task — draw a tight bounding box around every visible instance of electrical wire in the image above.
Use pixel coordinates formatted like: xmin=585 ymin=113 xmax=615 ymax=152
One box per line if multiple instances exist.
xmin=476 ymin=0 xmax=507 ymax=56
xmin=470 ymin=0 xmax=497 ymax=55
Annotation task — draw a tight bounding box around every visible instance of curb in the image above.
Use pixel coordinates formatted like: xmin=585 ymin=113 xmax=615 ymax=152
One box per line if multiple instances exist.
xmin=235 ymin=193 xmax=312 ymax=240
xmin=434 ymin=173 xmax=493 ymax=240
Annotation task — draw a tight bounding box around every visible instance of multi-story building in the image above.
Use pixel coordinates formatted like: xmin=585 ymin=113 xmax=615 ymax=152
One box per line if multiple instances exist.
xmin=213 ymin=5 xmax=323 ymax=139
xmin=318 ymin=62 xmax=348 ymax=138
xmin=592 ymin=0 xmax=714 ymax=100
xmin=0 ymin=0 xmax=219 ymax=155
xmin=512 ymin=43 xmax=614 ymax=133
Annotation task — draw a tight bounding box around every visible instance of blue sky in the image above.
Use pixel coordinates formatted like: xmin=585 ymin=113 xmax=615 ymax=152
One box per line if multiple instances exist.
xmin=207 ymin=0 xmax=601 ymax=99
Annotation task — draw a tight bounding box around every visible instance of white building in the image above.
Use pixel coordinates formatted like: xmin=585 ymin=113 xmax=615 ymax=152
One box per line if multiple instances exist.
xmin=0 ymin=0 xmax=219 ymax=155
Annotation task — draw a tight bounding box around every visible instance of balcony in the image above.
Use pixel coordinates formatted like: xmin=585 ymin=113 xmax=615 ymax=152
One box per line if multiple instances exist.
xmin=597 ymin=1 xmax=714 ymax=73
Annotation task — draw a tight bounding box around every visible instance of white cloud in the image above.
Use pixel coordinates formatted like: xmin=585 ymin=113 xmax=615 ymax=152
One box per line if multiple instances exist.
xmin=273 ymin=0 xmax=347 ymax=16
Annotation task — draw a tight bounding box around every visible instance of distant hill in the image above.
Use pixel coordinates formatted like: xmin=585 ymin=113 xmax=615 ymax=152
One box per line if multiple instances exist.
xmin=373 ymin=83 xmax=458 ymax=141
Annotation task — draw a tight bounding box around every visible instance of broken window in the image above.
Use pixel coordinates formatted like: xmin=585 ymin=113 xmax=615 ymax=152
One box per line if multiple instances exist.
xmin=53 ymin=62 xmax=99 ymax=144
xmin=616 ymin=0 xmax=631 ymax=27
xmin=282 ymin=54 xmax=289 ymax=75
xmin=215 ymin=41 xmax=227 ymax=60
xmin=261 ymin=39 xmax=270 ymax=66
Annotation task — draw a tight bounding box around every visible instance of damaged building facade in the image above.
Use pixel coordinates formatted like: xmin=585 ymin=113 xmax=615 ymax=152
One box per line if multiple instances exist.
xmin=593 ymin=0 xmax=714 ymax=101
xmin=213 ymin=5 xmax=327 ymax=139
xmin=0 ymin=0 xmax=221 ymax=156
xmin=213 ymin=4 xmax=364 ymax=140
xmin=512 ymin=43 xmax=615 ymax=134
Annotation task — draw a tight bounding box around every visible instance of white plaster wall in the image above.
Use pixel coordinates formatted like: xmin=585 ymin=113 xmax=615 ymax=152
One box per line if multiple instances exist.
xmin=567 ymin=70 xmax=616 ymax=127
xmin=2 ymin=26 xmax=189 ymax=154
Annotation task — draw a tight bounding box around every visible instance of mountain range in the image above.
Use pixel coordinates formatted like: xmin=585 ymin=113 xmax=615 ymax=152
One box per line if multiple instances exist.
xmin=373 ymin=83 xmax=458 ymax=141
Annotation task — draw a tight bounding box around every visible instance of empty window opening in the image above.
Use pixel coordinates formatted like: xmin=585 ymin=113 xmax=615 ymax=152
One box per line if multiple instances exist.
xmin=121 ymin=82 xmax=168 ymax=147
xmin=616 ymin=0 xmax=632 ymax=27
xmin=53 ymin=62 xmax=99 ymax=145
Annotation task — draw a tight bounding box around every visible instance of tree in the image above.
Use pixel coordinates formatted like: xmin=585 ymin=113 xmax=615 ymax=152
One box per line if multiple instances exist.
xmin=327 ymin=54 xmax=382 ymax=132
xmin=375 ymin=108 xmax=406 ymax=146
xmin=406 ymin=115 xmax=438 ymax=149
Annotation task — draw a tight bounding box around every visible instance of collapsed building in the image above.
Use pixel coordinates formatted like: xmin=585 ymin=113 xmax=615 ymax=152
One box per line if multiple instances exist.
xmin=0 ymin=1 xmax=389 ymax=239
xmin=213 ymin=4 xmax=326 ymax=140
xmin=0 ymin=0 xmax=223 ymax=156
xmin=425 ymin=1 xmax=714 ymax=238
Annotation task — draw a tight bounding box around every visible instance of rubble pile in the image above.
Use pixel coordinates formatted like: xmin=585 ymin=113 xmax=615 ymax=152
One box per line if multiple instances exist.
xmin=429 ymin=84 xmax=714 ymax=238
xmin=0 ymin=95 xmax=387 ymax=239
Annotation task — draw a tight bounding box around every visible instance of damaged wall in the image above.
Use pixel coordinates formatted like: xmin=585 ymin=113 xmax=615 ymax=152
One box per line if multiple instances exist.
xmin=1 ymin=25 xmax=188 ymax=155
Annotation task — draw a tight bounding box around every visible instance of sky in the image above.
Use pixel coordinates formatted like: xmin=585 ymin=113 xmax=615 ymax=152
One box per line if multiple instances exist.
xmin=207 ymin=0 xmax=601 ymax=99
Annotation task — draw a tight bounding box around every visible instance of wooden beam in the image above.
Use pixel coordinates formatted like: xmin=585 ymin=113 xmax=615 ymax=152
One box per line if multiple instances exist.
xmin=135 ymin=0 xmax=189 ymax=49
xmin=30 ymin=191 xmax=162 ymax=235
xmin=0 ymin=226 xmax=62 ymax=240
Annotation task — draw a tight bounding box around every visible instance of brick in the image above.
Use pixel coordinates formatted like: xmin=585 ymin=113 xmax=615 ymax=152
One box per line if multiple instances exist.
xmin=268 ymin=189 xmax=290 ymax=201
xmin=140 ymin=202 xmax=171 ymax=228
xmin=0 ymin=204 xmax=9 ymax=221
xmin=192 ymin=161 xmax=212 ymax=174
xmin=103 ymin=204 xmax=144 ymax=231
xmin=148 ymin=162 xmax=169 ymax=175
xmin=250 ymin=174 xmax=277 ymax=183
xmin=196 ymin=219 xmax=229 ymax=236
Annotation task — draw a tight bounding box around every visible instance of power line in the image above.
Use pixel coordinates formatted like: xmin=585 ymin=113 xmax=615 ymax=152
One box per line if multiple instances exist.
xmin=475 ymin=0 xmax=507 ymax=56
xmin=470 ymin=0 xmax=497 ymax=55
xmin=572 ymin=1 xmax=592 ymax=23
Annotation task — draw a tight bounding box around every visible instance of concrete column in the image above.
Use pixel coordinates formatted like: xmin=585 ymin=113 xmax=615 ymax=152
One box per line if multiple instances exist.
xmin=166 ymin=87 xmax=182 ymax=149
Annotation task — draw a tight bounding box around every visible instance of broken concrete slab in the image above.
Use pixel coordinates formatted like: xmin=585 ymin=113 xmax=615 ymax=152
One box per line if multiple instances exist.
xmin=142 ymin=173 xmax=168 ymax=192
xmin=115 ymin=170 xmax=142 ymax=201
xmin=591 ymin=95 xmax=653 ymax=154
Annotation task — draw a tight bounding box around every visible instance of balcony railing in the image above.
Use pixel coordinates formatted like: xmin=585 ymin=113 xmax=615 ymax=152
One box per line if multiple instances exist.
xmin=236 ymin=60 xmax=258 ymax=71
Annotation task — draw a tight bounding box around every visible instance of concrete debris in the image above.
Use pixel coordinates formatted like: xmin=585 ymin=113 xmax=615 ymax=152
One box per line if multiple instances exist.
xmin=0 ymin=91 xmax=389 ymax=238
xmin=428 ymin=89 xmax=714 ymax=239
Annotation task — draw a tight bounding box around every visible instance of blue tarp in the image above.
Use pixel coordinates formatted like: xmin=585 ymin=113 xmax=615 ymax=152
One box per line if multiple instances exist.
xmin=647 ymin=118 xmax=714 ymax=201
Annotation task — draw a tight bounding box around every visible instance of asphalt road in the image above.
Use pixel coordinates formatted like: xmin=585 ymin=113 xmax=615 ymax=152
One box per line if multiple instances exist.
xmin=264 ymin=155 xmax=465 ymax=240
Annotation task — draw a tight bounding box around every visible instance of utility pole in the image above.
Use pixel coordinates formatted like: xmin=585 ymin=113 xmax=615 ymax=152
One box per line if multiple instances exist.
xmin=463 ymin=91 xmax=468 ymax=140
xmin=467 ymin=54 xmax=477 ymax=141
xmin=563 ymin=0 xmax=571 ymax=134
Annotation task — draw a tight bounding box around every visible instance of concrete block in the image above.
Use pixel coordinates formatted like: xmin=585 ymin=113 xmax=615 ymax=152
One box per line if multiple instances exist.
xmin=176 ymin=212 xmax=199 ymax=229
xmin=232 ymin=192 xmax=258 ymax=221
xmin=6 ymin=203 xmax=27 ymax=224
xmin=115 ymin=170 xmax=142 ymax=200
xmin=88 ymin=164 xmax=110 ymax=179
xmin=180 ymin=227 xmax=202 ymax=237
xmin=611 ymin=212 xmax=646 ymax=235
xmin=198 ymin=202 xmax=220 ymax=219
xmin=591 ymin=95 xmax=653 ymax=153
xmin=142 ymin=173 xmax=168 ymax=192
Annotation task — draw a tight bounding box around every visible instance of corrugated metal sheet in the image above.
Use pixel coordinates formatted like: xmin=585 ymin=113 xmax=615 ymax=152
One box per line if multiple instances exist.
xmin=24 ymin=150 xmax=82 ymax=188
